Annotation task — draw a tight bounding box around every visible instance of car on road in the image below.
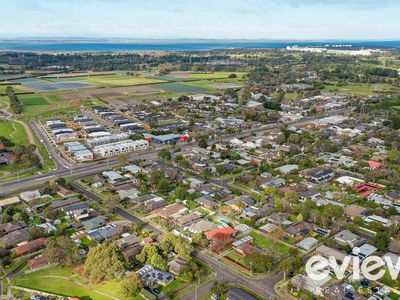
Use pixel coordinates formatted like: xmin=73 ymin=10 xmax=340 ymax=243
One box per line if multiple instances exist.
xmin=152 ymin=288 xmax=161 ymax=295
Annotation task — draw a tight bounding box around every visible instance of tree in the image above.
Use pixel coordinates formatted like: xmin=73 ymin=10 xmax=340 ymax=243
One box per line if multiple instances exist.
xmin=244 ymin=253 xmax=274 ymax=273
xmin=119 ymin=154 xmax=128 ymax=167
xmin=120 ymin=273 xmax=143 ymax=297
xmin=228 ymin=73 xmax=237 ymax=78
xmin=130 ymin=133 xmax=145 ymax=140
xmin=158 ymin=149 xmax=172 ymax=160
xmin=211 ymin=281 xmax=228 ymax=295
xmin=44 ymin=236 xmax=80 ymax=267
xmin=263 ymin=100 xmax=282 ymax=111
xmin=198 ymin=138 xmax=208 ymax=149
xmin=157 ymin=178 xmax=172 ymax=195
xmin=85 ymin=242 xmax=125 ymax=283
xmin=374 ymin=231 xmax=390 ymax=251
xmin=149 ymin=253 xmax=167 ymax=270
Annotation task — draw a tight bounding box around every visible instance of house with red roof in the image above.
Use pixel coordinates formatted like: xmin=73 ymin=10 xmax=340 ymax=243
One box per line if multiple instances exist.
xmin=12 ymin=238 xmax=47 ymax=256
xmin=367 ymin=160 xmax=383 ymax=170
xmin=204 ymin=227 xmax=237 ymax=240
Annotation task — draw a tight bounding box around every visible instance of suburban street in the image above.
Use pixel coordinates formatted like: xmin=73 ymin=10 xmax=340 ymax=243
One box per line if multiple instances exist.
xmin=179 ymin=250 xmax=282 ymax=300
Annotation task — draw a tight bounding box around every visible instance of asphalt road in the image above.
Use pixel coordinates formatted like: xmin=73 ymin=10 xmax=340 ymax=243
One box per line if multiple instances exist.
xmin=114 ymin=207 xmax=162 ymax=235
xmin=178 ymin=251 xmax=282 ymax=300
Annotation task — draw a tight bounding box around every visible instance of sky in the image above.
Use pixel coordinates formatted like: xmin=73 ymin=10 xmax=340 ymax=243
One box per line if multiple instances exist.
xmin=1 ymin=0 xmax=400 ymax=40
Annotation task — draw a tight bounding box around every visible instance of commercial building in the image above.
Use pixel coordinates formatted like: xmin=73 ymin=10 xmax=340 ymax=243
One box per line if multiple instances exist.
xmin=64 ymin=142 xmax=93 ymax=162
xmin=86 ymin=133 xmax=129 ymax=148
xmin=93 ymin=139 xmax=149 ymax=158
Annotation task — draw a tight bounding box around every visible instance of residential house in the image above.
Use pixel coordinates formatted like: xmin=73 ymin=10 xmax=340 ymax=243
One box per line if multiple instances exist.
xmin=19 ymin=190 xmax=41 ymax=202
xmin=316 ymin=245 xmax=346 ymax=262
xmin=299 ymin=190 xmax=320 ymax=202
xmin=152 ymin=204 xmax=187 ymax=220
xmin=137 ymin=264 xmax=174 ymax=286
xmin=302 ymin=167 xmax=335 ymax=183
xmin=285 ymin=222 xmax=315 ymax=238
xmin=186 ymin=219 xmax=220 ymax=234
xmin=28 ymin=255 xmax=49 ymax=270
xmin=50 ymin=197 xmax=82 ymax=210
xmin=167 ymin=257 xmax=188 ymax=275
xmin=351 ymin=243 xmax=377 ymax=260
xmin=81 ymin=216 xmax=108 ymax=230
xmin=0 ymin=229 xmax=30 ymax=248
xmin=205 ymin=227 xmax=237 ymax=240
xmin=297 ymin=237 xmax=318 ymax=250
xmin=0 ymin=221 xmax=24 ymax=235
xmin=195 ymin=195 xmax=218 ymax=210
xmin=275 ymin=164 xmax=299 ymax=174
xmin=267 ymin=212 xmax=291 ymax=225
xmin=0 ymin=196 xmax=21 ymax=208
xmin=12 ymin=238 xmax=47 ymax=256
xmin=291 ymin=274 xmax=332 ymax=297
xmin=87 ymin=224 xmax=119 ymax=242
xmin=334 ymin=230 xmax=365 ymax=248
xmin=175 ymin=213 xmax=201 ymax=226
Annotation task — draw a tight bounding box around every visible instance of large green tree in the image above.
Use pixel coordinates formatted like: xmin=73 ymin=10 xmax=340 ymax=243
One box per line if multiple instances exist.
xmin=84 ymin=242 xmax=125 ymax=283
xmin=44 ymin=236 xmax=80 ymax=267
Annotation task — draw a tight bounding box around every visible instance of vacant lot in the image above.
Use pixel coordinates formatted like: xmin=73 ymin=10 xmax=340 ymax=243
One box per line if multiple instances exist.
xmin=247 ymin=231 xmax=290 ymax=255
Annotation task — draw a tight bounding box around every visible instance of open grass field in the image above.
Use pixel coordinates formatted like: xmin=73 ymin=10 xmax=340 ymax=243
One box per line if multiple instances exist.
xmin=247 ymin=231 xmax=290 ymax=255
xmin=94 ymin=280 xmax=145 ymax=300
xmin=11 ymin=266 xmax=141 ymax=300
xmin=322 ymin=81 xmax=399 ymax=95
xmin=0 ymin=84 xmax=27 ymax=94
xmin=0 ymin=120 xmax=29 ymax=145
xmin=18 ymin=94 xmax=48 ymax=106
xmin=84 ymin=74 xmax=167 ymax=87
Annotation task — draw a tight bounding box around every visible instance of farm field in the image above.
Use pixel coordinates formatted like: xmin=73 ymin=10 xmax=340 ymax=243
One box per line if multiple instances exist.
xmin=0 ymin=84 xmax=27 ymax=94
xmin=184 ymin=78 xmax=244 ymax=90
xmin=18 ymin=94 xmax=48 ymax=106
xmin=156 ymin=82 xmax=209 ymax=93
xmin=83 ymin=74 xmax=167 ymax=87
xmin=188 ymin=71 xmax=247 ymax=79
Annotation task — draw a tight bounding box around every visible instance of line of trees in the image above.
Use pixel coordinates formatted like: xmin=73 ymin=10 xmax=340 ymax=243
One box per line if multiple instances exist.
xmin=6 ymin=86 xmax=23 ymax=114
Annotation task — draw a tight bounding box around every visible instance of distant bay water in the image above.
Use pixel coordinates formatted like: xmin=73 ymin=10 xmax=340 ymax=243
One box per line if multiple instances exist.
xmin=0 ymin=40 xmax=399 ymax=51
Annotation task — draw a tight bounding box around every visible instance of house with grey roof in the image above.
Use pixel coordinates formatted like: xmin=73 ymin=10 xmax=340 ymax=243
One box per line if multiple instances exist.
xmin=334 ymin=230 xmax=365 ymax=248
xmin=87 ymin=224 xmax=119 ymax=242
xmin=0 ymin=229 xmax=30 ymax=248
